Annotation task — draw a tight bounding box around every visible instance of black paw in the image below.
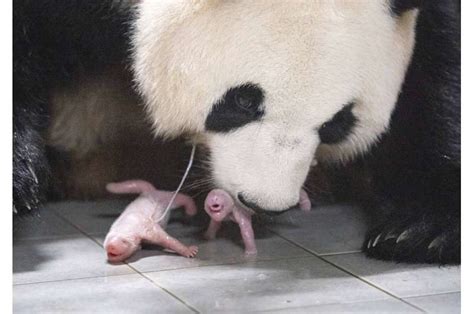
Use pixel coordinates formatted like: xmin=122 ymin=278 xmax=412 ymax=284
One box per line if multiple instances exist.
xmin=364 ymin=214 xmax=460 ymax=264
xmin=13 ymin=106 xmax=50 ymax=214
xmin=13 ymin=156 xmax=48 ymax=214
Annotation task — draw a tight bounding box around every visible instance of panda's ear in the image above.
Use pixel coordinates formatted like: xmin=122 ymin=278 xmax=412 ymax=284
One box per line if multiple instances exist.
xmin=390 ymin=0 xmax=423 ymax=16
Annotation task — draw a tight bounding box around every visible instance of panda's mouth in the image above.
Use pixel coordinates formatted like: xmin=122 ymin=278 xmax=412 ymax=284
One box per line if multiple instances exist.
xmin=237 ymin=193 xmax=290 ymax=216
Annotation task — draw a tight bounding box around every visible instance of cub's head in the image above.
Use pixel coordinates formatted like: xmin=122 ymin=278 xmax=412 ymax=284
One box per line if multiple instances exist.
xmin=132 ymin=0 xmax=419 ymax=213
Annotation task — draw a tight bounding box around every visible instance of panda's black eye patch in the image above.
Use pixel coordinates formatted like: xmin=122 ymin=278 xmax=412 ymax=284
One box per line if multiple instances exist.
xmin=318 ymin=103 xmax=357 ymax=144
xmin=205 ymin=83 xmax=265 ymax=133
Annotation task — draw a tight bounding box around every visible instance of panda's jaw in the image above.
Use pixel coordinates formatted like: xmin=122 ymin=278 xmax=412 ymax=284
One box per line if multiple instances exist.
xmin=207 ymin=123 xmax=318 ymax=213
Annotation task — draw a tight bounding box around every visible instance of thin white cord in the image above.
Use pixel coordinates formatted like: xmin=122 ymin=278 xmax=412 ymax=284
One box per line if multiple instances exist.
xmin=156 ymin=144 xmax=196 ymax=222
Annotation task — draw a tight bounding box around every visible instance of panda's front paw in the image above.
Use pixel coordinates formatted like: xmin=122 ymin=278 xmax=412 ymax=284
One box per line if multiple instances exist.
xmin=13 ymin=158 xmax=47 ymax=214
xmin=364 ymin=215 xmax=460 ymax=265
xmin=13 ymin=138 xmax=50 ymax=214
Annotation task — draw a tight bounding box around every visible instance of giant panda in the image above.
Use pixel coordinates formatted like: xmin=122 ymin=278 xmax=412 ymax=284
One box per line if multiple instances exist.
xmin=13 ymin=0 xmax=460 ymax=264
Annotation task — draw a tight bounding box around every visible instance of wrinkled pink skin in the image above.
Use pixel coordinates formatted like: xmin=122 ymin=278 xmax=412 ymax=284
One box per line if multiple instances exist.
xmin=204 ymin=189 xmax=312 ymax=255
xmin=104 ymin=180 xmax=198 ymax=263
xmin=299 ymin=189 xmax=312 ymax=212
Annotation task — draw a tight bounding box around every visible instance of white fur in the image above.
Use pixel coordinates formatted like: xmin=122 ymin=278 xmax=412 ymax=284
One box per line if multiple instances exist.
xmin=133 ymin=0 xmax=418 ymax=211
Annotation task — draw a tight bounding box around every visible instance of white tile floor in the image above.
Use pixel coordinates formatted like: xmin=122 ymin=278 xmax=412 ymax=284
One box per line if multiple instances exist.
xmin=13 ymin=200 xmax=460 ymax=313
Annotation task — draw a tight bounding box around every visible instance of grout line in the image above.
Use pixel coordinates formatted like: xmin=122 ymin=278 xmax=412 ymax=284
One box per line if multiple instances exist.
xmin=319 ymin=250 xmax=363 ymax=256
xmin=13 ymin=273 xmax=139 ymax=287
xmin=403 ymin=290 xmax=461 ymax=299
xmin=127 ymin=264 xmax=200 ymax=314
xmin=266 ymin=229 xmax=426 ymax=313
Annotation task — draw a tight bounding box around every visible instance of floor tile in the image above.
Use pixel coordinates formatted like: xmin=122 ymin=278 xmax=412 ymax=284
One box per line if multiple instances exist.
xmin=13 ymin=207 xmax=81 ymax=240
xmin=13 ymin=274 xmax=193 ymax=313
xmin=405 ymin=292 xmax=460 ymax=314
xmin=267 ymin=299 xmax=420 ymax=313
xmin=145 ymin=257 xmax=391 ymax=312
xmin=13 ymin=236 xmax=134 ymax=285
xmin=325 ymin=253 xmax=460 ymax=298
xmin=267 ymin=204 xmax=367 ymax=254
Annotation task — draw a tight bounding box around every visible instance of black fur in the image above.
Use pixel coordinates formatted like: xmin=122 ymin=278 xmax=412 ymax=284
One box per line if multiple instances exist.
xmin=363 ymin=0 xmax=460 ymax=264
xmin=318 ymin=103 xmax=357 ymax=144
xmin=238 ymin=193 xmax=294 ymax=215
xmin=390 ymin=0 xmax=423 ymax=16
xmin=13 ymin=0 xmax=135 ymax=214
xmin=205 ymin=83 xmax=265 ymax=133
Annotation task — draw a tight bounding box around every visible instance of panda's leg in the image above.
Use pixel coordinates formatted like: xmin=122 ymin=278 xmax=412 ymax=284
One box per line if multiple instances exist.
xmin=362 ymin=102 xmax=460 ymax=264
xmin=13 ymin=100 xmax=50 ymax=214
xmin=362 ymin=123 xmax=460 ymax=264
xmin=363 ymin=0 xmax=460 ymax=265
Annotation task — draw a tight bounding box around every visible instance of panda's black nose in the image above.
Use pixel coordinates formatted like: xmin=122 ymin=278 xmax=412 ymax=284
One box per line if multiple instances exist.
xmin=237 ymin=193 xmax=294 ymax=216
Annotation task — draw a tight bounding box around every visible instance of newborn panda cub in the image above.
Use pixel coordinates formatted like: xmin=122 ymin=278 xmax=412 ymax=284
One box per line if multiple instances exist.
xmin=204 ymin=189 xmax=311 ymax=255
xmin=103 ymin=180 xmax=199 ymax=263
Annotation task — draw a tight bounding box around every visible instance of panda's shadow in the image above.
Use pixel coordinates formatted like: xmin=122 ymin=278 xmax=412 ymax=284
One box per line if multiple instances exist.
xmin=13 ymin=239 xmax=53 ymax=274
xmin=12 ymin=212 xmax=67 ymax=275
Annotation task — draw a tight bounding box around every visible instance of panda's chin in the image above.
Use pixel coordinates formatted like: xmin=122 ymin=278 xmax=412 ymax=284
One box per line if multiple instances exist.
xmin=237 ymin=192 xmax=295 ymax=216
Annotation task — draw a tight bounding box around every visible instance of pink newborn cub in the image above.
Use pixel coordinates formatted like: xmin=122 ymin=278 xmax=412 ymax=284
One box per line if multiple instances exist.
xmin=104 ymin=180 xmax=199 ymax=263
xmin=204 ymin=189 xmax=311 ymax=255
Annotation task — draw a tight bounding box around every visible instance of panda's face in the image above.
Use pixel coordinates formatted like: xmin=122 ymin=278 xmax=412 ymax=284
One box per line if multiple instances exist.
xmin=133 ymin=0 xmax=418 ymax=213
